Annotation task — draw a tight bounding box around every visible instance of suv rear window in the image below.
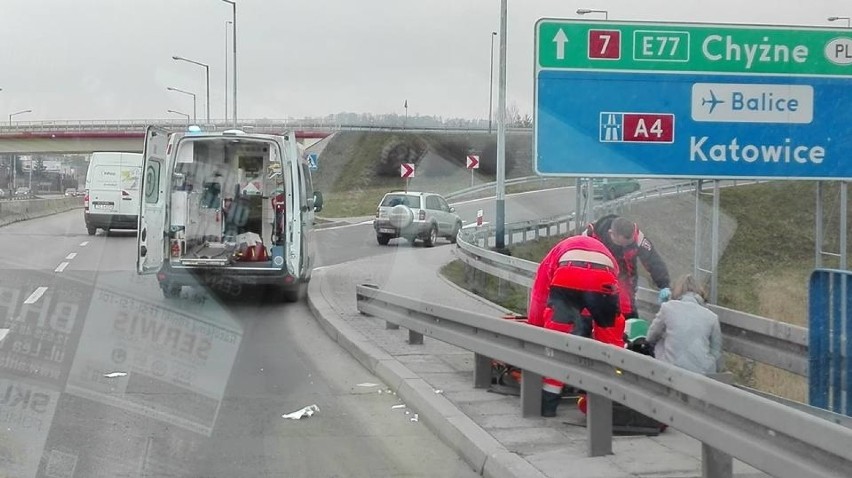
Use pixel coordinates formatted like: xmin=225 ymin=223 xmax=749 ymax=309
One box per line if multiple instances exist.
xmin=381 ymin=194 xmax=420 ymax=208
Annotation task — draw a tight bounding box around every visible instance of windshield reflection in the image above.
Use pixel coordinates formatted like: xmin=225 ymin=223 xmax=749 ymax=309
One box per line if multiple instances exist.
xmin=0 ymin=272 xmax=243 ymax=477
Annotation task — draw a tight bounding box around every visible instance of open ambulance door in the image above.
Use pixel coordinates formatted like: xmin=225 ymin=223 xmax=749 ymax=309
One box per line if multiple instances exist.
xmin=285 ymin=135 xmax=303 ymax=278
xmin=137 ymin=126 xmax=171 ymax=274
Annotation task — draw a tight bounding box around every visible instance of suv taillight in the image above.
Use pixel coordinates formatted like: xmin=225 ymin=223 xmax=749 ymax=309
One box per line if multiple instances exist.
xmin=83 ymin=192 xmax=90 ymax=210
xmin=419 ymin=210 xmax=426 ymax=221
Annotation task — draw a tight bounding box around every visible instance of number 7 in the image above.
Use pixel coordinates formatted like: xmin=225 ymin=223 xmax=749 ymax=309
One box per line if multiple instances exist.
xmin=600 ymin=34 xmax=610 ymax=55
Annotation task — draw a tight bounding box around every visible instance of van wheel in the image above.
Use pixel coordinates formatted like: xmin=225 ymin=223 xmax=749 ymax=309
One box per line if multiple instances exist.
xmin=161 ymin=284 xmax=182 ymax=299
xmin=87 ymin=226 xmax=96 ymax=236
xmin=424 ymin=225 xmax=438 ymax=248
xmin=377 ymin=234 xmax=391 ymax=246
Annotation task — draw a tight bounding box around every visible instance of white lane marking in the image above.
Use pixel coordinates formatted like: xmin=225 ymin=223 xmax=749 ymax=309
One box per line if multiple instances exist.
xmin=66 ymin=253 xmax=77 ymax=260
xmin=23 ymin=287 xmax=48 ymax=304
xmin=80 ymin=241 xmax=89 ymax=247
xmin=317 ymin=221 xmax=374 ymax=232
xmin=0 ymin=329 xmax=9 ymax=343
xmin=55 ymin=262 xmax=69 ymax=273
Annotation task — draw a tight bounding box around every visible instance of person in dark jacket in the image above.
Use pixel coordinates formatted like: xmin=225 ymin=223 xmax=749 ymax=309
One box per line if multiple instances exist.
xmin=583 ymin=214 xmax=670 ymax=318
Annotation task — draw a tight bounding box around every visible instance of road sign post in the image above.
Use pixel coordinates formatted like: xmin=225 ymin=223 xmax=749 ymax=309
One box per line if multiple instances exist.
xmin=400 ymin=163 xmax=415 ymax=192
xmin=466 ymin=154 xmax=480 ymax=187
xmin=534 ymin=20 xmax=852 ymax=180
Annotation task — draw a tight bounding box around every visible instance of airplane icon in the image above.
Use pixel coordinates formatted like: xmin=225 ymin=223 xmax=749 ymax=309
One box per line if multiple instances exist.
xmin=701 ymin=90 xmax=725 ymax=114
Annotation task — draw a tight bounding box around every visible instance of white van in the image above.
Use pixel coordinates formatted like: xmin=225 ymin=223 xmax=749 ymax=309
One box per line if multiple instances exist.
xmin=84 ymin=152 xmax=143 ymax=235
xmin=136 ymin=126 xmax=323 ymax=301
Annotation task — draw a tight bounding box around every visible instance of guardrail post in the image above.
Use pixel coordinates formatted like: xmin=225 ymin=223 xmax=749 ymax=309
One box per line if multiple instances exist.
xmin=473 ymin=353 xmax=491 ymax=388
xmin=587 ymin=393 xmax=613 ymax=456
xmin=701 ymin=444 xmax=733 ymax=478
xmin=408 ymin=329 xmax=423 ymax=345
xmin=520 ymin=370 xmax=542 ymax=417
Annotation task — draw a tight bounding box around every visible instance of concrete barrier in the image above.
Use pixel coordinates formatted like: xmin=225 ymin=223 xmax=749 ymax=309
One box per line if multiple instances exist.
xmin=0 ymin=197 xmax=83 ymax=227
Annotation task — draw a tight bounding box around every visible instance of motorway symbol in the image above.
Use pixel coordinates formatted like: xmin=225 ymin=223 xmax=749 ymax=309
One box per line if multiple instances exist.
xmin=400 ymin=163 xmax=415 ymax=179
xmin=535 ymin=19 xmax=852 ymax=179
xmin=599 ymin=112 xmax=674 ymax=143
xmin=306 ymin=152 xmax=318 ymax=171
xmin=466 ymin=155 xmax=480 ymax=169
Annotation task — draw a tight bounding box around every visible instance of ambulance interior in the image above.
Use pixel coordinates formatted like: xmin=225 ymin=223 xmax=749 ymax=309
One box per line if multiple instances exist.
xmin=169 ymin=137 xmax=287 ymax=267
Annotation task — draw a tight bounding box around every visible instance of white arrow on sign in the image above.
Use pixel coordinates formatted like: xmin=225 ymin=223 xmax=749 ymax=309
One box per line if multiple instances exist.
xmin=553 ymin=29 xmax=569 ymax=60
xmin=400 ymin=163 xmax=415 ymax=179
xmin=466 ymin=155 xmax=480 ymax=169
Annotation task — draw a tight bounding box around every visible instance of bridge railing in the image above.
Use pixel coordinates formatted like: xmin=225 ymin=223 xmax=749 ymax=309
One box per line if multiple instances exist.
xmin=356 ymin=284 xmax=852 ymax=478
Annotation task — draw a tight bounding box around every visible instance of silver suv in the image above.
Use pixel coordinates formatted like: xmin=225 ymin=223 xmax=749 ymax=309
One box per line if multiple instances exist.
xmin=373 ymin=191 xmax=463 ymax=246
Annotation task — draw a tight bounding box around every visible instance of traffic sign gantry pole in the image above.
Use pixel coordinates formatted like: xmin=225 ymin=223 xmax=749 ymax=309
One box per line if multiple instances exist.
xmin=495 ymin=0 xmax=508 ymax=252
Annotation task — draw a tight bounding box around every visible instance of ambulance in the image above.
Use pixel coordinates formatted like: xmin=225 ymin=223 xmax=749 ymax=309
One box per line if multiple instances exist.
xmin=136 ymin=126 xmax=323 ymax=301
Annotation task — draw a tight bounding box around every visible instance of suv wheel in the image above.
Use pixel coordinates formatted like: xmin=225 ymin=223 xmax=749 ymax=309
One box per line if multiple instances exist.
xmin=449 ymin=221 xmax=462 ymax=244
xmin=424 ymin=225 xmax=438 ymax=247
xmin=377 ymin=234 xmax=391 ymax=246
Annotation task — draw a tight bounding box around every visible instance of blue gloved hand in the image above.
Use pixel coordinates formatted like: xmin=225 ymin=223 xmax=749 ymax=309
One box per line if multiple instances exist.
xmin=658 ymin=287 xmax=671 ymax=303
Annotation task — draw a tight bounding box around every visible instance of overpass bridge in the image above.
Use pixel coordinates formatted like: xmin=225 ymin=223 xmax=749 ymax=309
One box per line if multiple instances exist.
xmin=0 ymin=119 xmax=529 ymax=154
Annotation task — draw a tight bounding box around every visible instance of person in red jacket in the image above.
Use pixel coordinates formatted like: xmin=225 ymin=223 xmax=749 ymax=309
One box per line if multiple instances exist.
xmin=527 ymin=235 xmax=626 ymax=416
xmin=583 ymin=215 xmax=671 ymax=319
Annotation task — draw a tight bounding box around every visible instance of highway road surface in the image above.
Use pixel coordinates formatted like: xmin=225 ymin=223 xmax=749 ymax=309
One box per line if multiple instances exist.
xmin=0 ymin=210 xmax=478 ymax=477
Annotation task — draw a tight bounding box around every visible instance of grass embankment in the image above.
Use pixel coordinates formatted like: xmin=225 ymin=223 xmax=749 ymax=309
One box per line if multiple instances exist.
xmin=313 ymin=131 xmax=536 ymax=218
xmin=443 ymin=181 xmax=848 ymax=402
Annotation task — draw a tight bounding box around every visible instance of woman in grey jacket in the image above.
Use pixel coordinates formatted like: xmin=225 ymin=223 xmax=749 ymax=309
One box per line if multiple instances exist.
xmin=646 ymin=274 xmax=723 ymax=375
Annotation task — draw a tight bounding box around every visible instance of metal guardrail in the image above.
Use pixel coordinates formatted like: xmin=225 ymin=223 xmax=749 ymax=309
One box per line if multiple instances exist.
xmin=445 ymin=176 xmax=560 ymax=201
xmin=356 ymin=284 xmax=852 ymax=478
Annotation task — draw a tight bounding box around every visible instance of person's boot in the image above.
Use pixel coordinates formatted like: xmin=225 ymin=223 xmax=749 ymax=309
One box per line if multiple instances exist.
xmin=541 ymin=390 xmax=561 ymax=417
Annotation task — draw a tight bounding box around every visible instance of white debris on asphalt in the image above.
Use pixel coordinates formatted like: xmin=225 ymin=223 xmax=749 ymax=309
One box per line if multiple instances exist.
xmin=0 ymin=329 xmax=9 ymax=343
xmin=434 ymin=389 xmax=443 ymax=394
xmin=282 ymin=404 xmax=320 ymax=420
xmin=391 ymin=404 xmax=406 ymax=409
xmin=357 ymin=383 xmax=379 ymax=388
xmin=103 ymin=372 xmax=128 ymax=378
xmin=410 ymin=414 xmax=419 ymax=422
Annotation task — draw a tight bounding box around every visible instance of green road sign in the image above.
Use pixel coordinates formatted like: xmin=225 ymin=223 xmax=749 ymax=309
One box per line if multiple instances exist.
xmin=537 ymin=20 xmax=852 ymax=77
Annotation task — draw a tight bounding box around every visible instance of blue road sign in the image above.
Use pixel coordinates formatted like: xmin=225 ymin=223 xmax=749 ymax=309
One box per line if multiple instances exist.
xmin=534 ymin=20 xmax=852 ymax=180
xmin=307 ymin=152 xmax=318 ymax=171
xmin=536 ymin=71 xmax=852 ymax=179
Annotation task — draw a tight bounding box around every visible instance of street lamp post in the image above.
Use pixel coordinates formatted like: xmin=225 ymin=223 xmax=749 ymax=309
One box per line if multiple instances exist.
xmin=828 ymin=16 xmax=851 ymax=27
xmin=167 ymin=87 xmax=197 ymax=123
xmin=488 ymin=31 xmax=497 ymax=135
xmin=225 ymin=20 xmax=232 ymax=123
xmin=168 ymin=109 xmax=191 ymax=124
xmin=577 ymin=8 xmax=609 ymax=20
xmin=173 ymin=55 xmax=210 ymax=124
xmin=222 ymin=0 xmax=237 ymax=127
xmin=9 ymin=109 xmax=32 ymax=126
xmin=495 ymin=0 xmax=508 ymax=251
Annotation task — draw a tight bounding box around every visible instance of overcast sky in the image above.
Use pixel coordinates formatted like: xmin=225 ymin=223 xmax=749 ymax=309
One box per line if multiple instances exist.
xmin=0 ymin=0 xmax=849 ymax=121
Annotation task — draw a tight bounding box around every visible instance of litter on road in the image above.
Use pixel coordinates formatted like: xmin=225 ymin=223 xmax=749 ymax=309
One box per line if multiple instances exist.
xmin=357 ymin=382 xmax=379 ymax=387
xmin=103 ymin=372 xmax=128 ymax=378
xmin=391 ymin=404 xmax=406 ymax=409
xmin=0 ymin=329 xmax=9 ymax=343
xmin=282 ymin=404 xmax=320 ymax=420
xmin=410 ymin=414 xmax=419 ymax=422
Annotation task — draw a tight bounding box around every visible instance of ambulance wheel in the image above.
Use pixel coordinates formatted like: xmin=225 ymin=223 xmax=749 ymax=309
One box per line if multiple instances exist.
xmin=282 ymin=283 xmax=306 ymax=303
xmin=161 ymin=284 xmax=182 ymax=299
xmin=87 ymin=226 xmax=96 ymax=236
xmin=377 ymin=234 xmax=391 ymax=246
